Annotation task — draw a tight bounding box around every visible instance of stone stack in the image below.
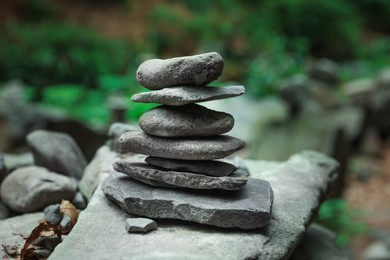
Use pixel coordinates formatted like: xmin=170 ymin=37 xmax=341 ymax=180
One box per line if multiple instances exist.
xmin=103 ymin=52 xmax=274 ymax=229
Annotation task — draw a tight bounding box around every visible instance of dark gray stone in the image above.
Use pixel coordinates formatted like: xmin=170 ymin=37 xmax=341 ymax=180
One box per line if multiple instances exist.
xmin=0 ymin=153 xmax=6 ymax=183
xmin=131 ymin=85 xmax=245 ymax=106
xmin=136 ymin=52 xmax=224 ymax=90
xmin=27 ymin=130 xmax=87 ymax=179
xmin=50 ymin=151 xmax=338 ymax=260
xmin=0 ymin=166 xmax=77 ymax=213
xmin=113 ymin=161 xmax=248 ymax=190
xmin=139 ymin=104 xmax=234 ymax=137
xmin=107 ymin=122 xmax=138 ymax=152
xmin=102 ymin=173 xmax=272 ymax=229
xmin=125 ymin=218 xmax=157 ymax=233
xmin=60 ymin=214 xmax=72 ymax=233
xmin=32 ymin=235 xmax=62 ymax=251
xmin=0 ymin=199 xmax=10 ymax=220
xmin=44 ymin=204 xmax=63 ymax=224
xmin=145 ymin=156 xmax=237 ymax=176
xmin=308 ymin=58 xmax=340 ymax=85
xmin=119 ymin=131 xmax=245 ymax=160
xmin=71 ymin=192 xmax=87 ymax=210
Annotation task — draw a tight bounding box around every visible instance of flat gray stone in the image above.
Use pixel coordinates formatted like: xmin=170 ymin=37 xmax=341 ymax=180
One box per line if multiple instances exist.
xmin=113 ymin=161 xmax=248 ymax=190
xmin=136 ymin=52 xmax=224 ymax=90
xmin=1 ymin=166 xmax=77 ymax=213
xmin=125 ymin=218 xmax=157 ymax=233
xmin=119 ymin=131 xmax=245 ymax=160
xmin=103 ymin=173 xmax=272 ymax=229
xmin=50 ymin=151 xmax=338 ymax=260
xmin=139 ymin=104 xmax=234 ymax=137
xmin=131 ymin=85 xmax=245 ymax=106
xmin=145 ymin=156 xmax=237 ymax=176
xmin=27 ymin=130 xmax=87 ymax=179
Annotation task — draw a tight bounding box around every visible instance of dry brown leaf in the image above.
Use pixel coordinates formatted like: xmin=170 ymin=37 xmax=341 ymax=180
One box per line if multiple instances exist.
xmin=1 ymin=244 xmax=18 ymax=257
xmin=59 ymin=200 xmax=78 ymax=227
xmin=20 ymin=221 xmax=62 ymax=260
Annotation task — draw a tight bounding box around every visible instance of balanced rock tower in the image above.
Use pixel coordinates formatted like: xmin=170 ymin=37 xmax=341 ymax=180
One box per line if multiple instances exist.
xmin=102 ymin=52 xmax=274 ymax=229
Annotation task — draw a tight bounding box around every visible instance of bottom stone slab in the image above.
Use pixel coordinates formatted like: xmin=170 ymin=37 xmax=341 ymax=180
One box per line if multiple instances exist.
xmin=102 ymin=173 xmax=273 ymax=229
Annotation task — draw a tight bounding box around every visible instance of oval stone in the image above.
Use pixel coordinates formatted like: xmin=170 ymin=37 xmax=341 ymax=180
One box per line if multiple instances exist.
xmin=131 ymin=85 xmax=245 ymax=106
xmin=145 ymin=156 xmax=237 ymax=176
xmin=0 ymin=166 xmax=77 ymax=213
xmin=139 ymin=104 xmax=234 ymax=137
xmin=136 ymin=52 xmax=224 ymax=90
xmin=119 ymin=131 xmax=245 ymax=160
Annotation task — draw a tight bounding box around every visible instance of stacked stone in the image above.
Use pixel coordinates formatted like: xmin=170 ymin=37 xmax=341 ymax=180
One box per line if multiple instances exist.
xmin=106 ymin=52 xmax=273 ymax=229
xmin=115 ymin=52 xmax=248 ymax=190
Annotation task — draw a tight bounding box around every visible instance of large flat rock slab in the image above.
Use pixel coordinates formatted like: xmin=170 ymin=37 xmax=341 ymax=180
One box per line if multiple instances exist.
xmin=103 ymin=173 xmax=271 ymax=229
xmin=50 ymin=151 xmax=338 ymax=260
xmin=131 ymin=85 xmax=245 ymax=106
xmin=119 ymin=131 xmax=245 ymax=160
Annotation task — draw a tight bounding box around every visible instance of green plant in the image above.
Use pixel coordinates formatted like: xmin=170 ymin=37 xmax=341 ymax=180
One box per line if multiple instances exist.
xmin=317 ymin=199 xmax=366 ymax=246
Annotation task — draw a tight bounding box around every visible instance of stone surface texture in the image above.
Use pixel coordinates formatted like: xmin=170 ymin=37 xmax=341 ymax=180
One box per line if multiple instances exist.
xmin=103 ymin=174 xmax=271 ymax=229
xmin=136 ymin=52 xmax=224 ymax=90
xmin=131 ymin=85 xmax=245 ymax=106
xmin=107 ymin=122 xmax=138 ymax=152
xmin=113 ymin=161 xmax=248 ymax=190
xmin=50 ymin=151 xmax=338 ymax=260
xmin=119 ymin=131 xmax=245 ymax=160
xmin=125 ymin=218 xmax=157 ymax=233
xmin=0 ymin=199 xmax=10 ymax=220
xmin=1 ymin=166 xmax=77 ymax=213
xmin=145 ymin=156 xmax=237 ymax=176
xmin=139 ymin=104 xmax=234 ymax=137
xmin=27 ymin=130 xmax=87 ymax=179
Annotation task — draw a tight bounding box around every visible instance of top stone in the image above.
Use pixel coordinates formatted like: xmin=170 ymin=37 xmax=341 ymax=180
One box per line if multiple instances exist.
xmin=136 ymin=52 xmax=224 ymax=90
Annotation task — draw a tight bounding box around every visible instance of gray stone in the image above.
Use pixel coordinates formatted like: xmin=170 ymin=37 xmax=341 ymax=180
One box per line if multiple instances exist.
xmin=131 ymin=85 xmax=245 ymax=106
xmin=145 ymin=156 xmax=237 ymax=176
xmin=308 ymin=58 xmax=340 ymax=85
xmin=113 ymin=161 xmax=248 ymax=190
xmin=119 ymin=131 xmax=245 ymax=160
xmin=0 ymin=152 xmax=6 ymax=184
xmin=50 ymin=151 xmax=338 ymax=260
xmin=0 ymin=212 xmax=43 ymax=259
xmin=139 ymin=104 xmax=234 ymax=137
xmin=34 ymin=248 xmax=52 ymax=258
xmin=107 ymin=122 xmax=138 ymax=152
xmin=27 ymin=130 xmax=87 ymax=179
xmin=60 ymin=214 xmax=72 ymax=233
xmin=1 ymin=166 xmax=77 ymax=213
xmin=103 ymin=173 xmax=272 ymax=229
xmin=32 ymin=235 xmax=62 ymax=251
xmin=79 ymin=145 xmax=120 ymax=201
xmin=0 ymin=199 xmax=10 ymax=220
xmin=3 ymin=152 xmax=34 ymax=173
xmin=364 ymin=241 xmax=390 ymax=260
xmin=136 ymin=52 xmax=224 ymax=90
xmin=125 ymin=218 xmax=157 ymax=233
xmin=71 ymin=192 xmax=87 ymax=210
xmin=44 ymin=204 xmax=63 ymax=224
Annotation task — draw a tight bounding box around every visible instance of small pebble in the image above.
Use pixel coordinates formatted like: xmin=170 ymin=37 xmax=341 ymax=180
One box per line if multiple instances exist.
xmin=125 ymin=218 xmax=157 ymax=233
xmin=44 ymin=204 xmax=63 ymax=224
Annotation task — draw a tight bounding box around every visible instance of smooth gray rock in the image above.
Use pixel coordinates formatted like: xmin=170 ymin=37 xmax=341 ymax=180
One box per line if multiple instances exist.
xmin=79 ymin=146 xmax=119 ymax=201
xmin=107 ymin=122 xmax=138 ymax=152
xmin=0 ymin=153 xmax=6 ymax=183
xmin=125 ymin=218 xmax=157 ymax=233
xmin=119 ymin=131 xmax=245 ymax=160
xmin=3 ymin=152 xmax=34 ymax=172
xmin=33 ymin=235 xmax=62 ymax=251
xmin=0 ymin=199 xmax=10 ymax=220
xmin=1 ymin=166 xmax=77 ymax=213
xmin=145 ymin=156 xmax=237 ymax=176
xmin=131 ymin=85 xmax=245 ymax=106
xmin=71 ymin=192 xmax=87 ymax=210
xmin=0 ymin=212 xmax=43 ymax=259
xmin=44 ymin=204 xmax=63 ymax=224
xmin=113 ymin=161 xmax=248 ymax=190
xmin=103 ymin=173 xmax=272 ymax=229
xmin=136 ymin=52 xmax=224 ymax=90
xmin=50 ymin=151 xmax=338 ymax=260
xmin=364 ymin=241 xmax=390 ymax=260
xmin=27 ymin=130 xmax=87 ymax=179
xmin=139 ymin=104 xmax=234 ymax=137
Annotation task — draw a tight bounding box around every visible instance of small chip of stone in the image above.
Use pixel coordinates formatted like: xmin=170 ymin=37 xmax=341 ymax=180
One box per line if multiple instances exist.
xmin=125 ymin=218 xmax=157 ymax=233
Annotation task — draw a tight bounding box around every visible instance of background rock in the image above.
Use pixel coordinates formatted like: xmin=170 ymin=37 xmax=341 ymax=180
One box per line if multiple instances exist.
xmin=27 ymin=130 xmax=87 ymax=179
xmin=1 ymin=166 xmax=77 ymax=213
xmin=107 ymin=122 xmax=138 ymax=153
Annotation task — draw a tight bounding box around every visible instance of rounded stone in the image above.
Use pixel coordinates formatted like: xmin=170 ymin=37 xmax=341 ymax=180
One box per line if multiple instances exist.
xmin=139 ymin=104 xmax=234 ymax=137
xmin=119 ymin=131 xmax=245 ymax=160
xmin=131 ymin=85 xmax=245 ymax=106
xmin=0 ymin=166 xmax=77 ymax=213
xmin=136 ymin=52 xmax=224 ymax=90
xmin=125 ymin=217 xmax=157 ymax=233
xmin=145 ymin=156 xmax=237 ymax=176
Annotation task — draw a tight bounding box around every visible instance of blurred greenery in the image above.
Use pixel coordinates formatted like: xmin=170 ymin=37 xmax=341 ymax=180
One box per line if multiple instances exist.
xmin=0 ymin=0 xmax=389 ymax=124
xmin=318 ymin=199 xmax=367 ymax=246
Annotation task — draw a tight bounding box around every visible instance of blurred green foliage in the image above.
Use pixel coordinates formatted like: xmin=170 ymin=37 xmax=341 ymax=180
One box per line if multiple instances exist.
xmin=318 ymin=199 xmax=367 ymax=246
